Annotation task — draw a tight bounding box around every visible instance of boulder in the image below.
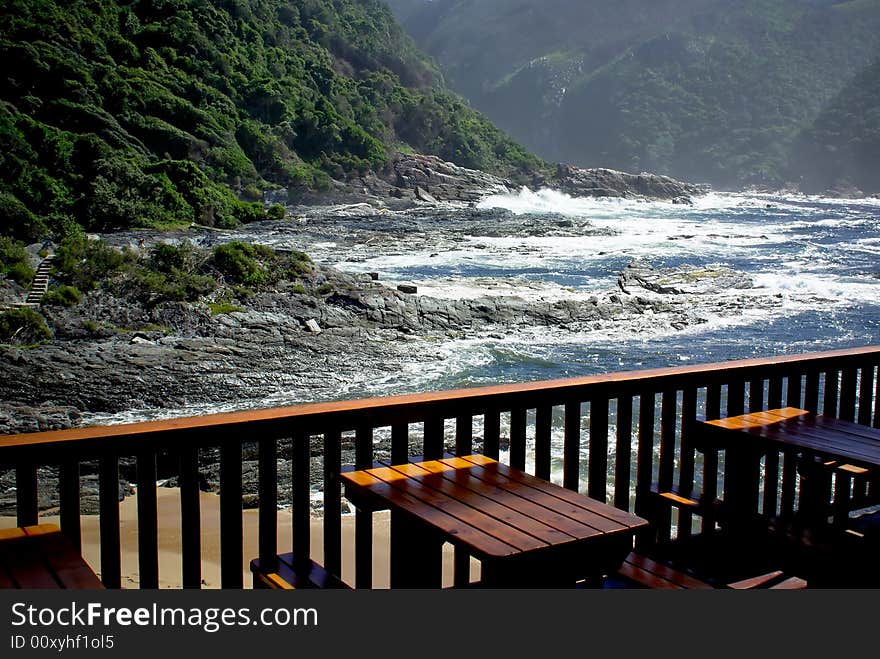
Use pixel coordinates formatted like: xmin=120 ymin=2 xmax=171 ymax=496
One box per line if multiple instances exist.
xmin=551 ymin=164 xmax=708 ymax=201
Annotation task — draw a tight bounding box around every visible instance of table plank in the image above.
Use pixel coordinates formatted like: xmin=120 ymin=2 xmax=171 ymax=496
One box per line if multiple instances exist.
xmin=459 ymin=455 xmax=647 ymax=530
xmin=438 ymin=458 xmax=625 ymax=534
xmin=706 ymin=410 xmax=880 ymax=468
xmin=343 ymin=469 xmax=523 ymax=557
xmin=413 ymin=459 xmax=608 ymax=538
xmin=388 ymin=462 xmax=586 ymax=544
xmin=365 ymin=465 xmax=549 ymax=553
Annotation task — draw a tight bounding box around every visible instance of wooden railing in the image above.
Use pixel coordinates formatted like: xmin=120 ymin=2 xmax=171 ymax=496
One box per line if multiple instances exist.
xmin=1 ymin=345 xmax=878 ymax=588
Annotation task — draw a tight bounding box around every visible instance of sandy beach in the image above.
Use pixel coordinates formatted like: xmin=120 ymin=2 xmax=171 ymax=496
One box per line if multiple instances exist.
xmin=0 ymin=486 xmax=472 ymax=589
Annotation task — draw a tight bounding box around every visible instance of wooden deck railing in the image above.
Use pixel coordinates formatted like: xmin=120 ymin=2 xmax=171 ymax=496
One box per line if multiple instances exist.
xmin=1 ymin=345 xmax=878 ymax=588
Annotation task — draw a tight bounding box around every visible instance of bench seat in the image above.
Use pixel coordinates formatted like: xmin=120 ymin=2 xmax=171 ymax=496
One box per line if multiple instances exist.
xmin=250 ymin=553 xmax=351 ymax=590
xmin=611 ymin=551 xmax=806 ymax=590
xmin=0 ymin=524 xmax=103 ymax=589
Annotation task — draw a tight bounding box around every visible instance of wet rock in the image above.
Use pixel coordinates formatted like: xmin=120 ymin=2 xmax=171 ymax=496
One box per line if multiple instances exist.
xmin=618 ymin=259 xmax=753 ymax=296
xmin=551 ymin=164 xmax=708 ymax=201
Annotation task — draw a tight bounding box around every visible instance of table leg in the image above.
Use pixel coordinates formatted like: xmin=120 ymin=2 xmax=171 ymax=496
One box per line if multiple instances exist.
xmin=795 ymin=457 xmax=833 ymax=528
xmin=389 ymin=511 xmax=443 ymax=588
xmin=723 ymin=444 xmax=765 ymax=537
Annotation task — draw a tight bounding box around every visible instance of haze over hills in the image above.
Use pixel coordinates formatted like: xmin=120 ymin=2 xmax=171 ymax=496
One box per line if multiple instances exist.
xmin=387 ymin=0 xmax=880 ymax=193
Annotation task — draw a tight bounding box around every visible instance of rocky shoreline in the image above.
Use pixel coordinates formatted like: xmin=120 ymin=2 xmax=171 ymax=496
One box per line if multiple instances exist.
xmin=0 ymin=154 xmax=718 ymax=513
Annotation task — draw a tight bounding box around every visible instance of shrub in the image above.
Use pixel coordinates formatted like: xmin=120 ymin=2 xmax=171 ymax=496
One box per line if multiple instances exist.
xmin=52 ymin=235 xmax=131 ymax=290
xmin=0 ymin=236 xmax=35 ymax=285
xmin=208 ymin=301 xmax=243 ymax=315
xmin=0 ymin=308 xmax=51 ymax=343
xmin=0 ymin=192 xmax=48 ymax=242
xmin=210 ymin=241 xmax=269 ymax=285
xmin=41 ymin=285 xmax=82 ymax=307
xmin=266 ymin=203 xmax=286 ymax=220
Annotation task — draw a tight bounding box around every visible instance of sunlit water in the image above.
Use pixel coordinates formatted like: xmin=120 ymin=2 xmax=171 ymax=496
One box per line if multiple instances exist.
xmin=326 ymin=189 xmax=880 ymax=393
xmin=83 ymin=189 xmax=880 ymax=435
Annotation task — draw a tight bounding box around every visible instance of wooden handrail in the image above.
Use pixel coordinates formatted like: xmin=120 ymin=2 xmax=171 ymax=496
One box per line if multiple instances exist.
xmin=1 ymin=345 xmax=877 ymax=451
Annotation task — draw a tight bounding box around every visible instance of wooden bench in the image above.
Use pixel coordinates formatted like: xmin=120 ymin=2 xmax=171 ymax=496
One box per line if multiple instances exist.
xmin=250 ymin=553 xmax=351 ymax=589
xmin=0 ymin=524 xmax=103 ymax=589
xmin=612 ymin=552 xmax=807 ymax=590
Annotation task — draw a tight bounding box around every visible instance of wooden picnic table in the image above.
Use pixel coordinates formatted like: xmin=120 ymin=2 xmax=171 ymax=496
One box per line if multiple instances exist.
xmin=341 ymin=454 xmax=648 ymax=588
xmin=0 ymin=524 xmax=103 ymax=589
xmin=694 ymin=407 xmax=880 ymax=530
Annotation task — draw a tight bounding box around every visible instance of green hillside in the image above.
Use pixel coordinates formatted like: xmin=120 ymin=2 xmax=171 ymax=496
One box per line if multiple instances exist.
xmin=388 ymin=0 xmax=880 ymax=191
xmin=0 ymin=0 xmax=540 ymax=242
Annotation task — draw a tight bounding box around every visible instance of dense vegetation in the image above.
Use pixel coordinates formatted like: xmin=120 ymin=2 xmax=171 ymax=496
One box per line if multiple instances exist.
xmin=389 ymin=0 xmax=880 ymax=191
xmin=48 ymin=235 xmax=314 ymax=309
xmin=0 ymin=0 xmax=540 ymax=244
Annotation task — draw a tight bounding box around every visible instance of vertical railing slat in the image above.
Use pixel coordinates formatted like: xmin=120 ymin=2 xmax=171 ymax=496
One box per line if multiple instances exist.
xmin=16 ymin=464 xmax=38 ymax=528
xmin=658 ymin=390 xmax=677 ymax=492
xmin=59 ymin=461 xmax=81 ymax=552
xmin=455 ymin=415 xmax=473 ymax=456
xmin=588 ymin=398 xmax=609 ymax=502
xmin=219 ymin=441 xmax=243 ymax=589
xmin=634 ymin=393 xmax=655 ymax=550
xmin=804 ymin=370 xmax=820 ymax=414
xmin=258 ymin=438 xmax=278 ymax=572
xmin=355 ymin=426 xmax=373 ymax=590
xmin=454 ymin=416 xmax=473 ymax=585
xmin=483 ymin=410 xmax=500 ymax=460
xmin=323 ymin=429 xmax=342 ymax=579
xmin=136 ymin=451 xmax=159 ymax=589
xmin=509 ymin=408 xmax=527 ymax=471
xmin=702 ymin=384 xmax=722 ymax=534
xmin=839 ymin=367 xmax=858 ymax=422
xmin=676 ymin=387 xmax=698 ymax=540
xmin=787 ymin=371 xmax=803 ymax=409
xmin=534 ymin=405 xmax=552 ymax=481
xmin=99 ymin=456 xmax=121 ymax=589
xmin=391 ymin=423 xmax=408 ymax=465
xmin=768 ymin=376 xmax=784 ymax=410
xmin=858 ymin=365 xmax=875 ymax=426
xmin=563 ymin=401 xmax=581 ymax=492
xmin=614 ymin=395 xmax=634 ymax=512
xmin=424 ymin=417 xmax=445 ymax=461
xmin=179 ymin=446 xmax=201 ymax=589
xmin=823 ymin=369 xmax=840 ymax=418
xmin=748 ymin=378 xmax=765 ymax=413
xmin=655 ymin=391 xmax=677 ymax=544
xmin=292 ymin=431 xmax=310 ymax=572
xmin=727 ymin=380 xmax=746 ymax=418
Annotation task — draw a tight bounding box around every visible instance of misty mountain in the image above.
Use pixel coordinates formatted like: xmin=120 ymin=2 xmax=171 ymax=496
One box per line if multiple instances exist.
xmin=387 ymin=0 xmax=880 ymax=191
xmin=791 ymin=58 xmax=880 ymax=195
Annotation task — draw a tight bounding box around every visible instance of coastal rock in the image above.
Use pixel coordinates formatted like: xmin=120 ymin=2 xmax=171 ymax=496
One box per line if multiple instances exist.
xmin=389 ymin=153 xmax=511 ymax=202
xmin=551 ymin=164 xmax=708 ymax=201
xmin=617 ymin=259 xmax=753 ymax=296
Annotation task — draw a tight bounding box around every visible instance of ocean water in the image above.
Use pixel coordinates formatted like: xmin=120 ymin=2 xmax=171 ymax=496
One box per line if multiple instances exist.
xmin=328 ymin=189 xmax=880 ymax=395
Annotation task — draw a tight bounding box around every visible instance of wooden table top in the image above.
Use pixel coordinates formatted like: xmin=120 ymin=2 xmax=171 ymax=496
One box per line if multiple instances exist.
xmin=0 ymin=524 xmax=104 ymax=589
xmin=340 ymin=454 xmax=648 ymax=560
xmin=698 ymin=407 xmax=880 ymax=469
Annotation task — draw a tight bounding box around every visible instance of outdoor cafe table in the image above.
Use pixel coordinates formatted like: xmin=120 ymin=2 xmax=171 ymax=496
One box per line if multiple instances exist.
xmin=340 ymin=454 xmax=649 ymax=588
xmin=693 ymin=407 xmax=880 ymax=530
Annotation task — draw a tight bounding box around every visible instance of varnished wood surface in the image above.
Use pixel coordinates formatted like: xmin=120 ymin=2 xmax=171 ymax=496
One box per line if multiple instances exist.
xmin=341 ymin=455 xmax=647 ymax=560
xmin=701 ymin=408 xmax=880 ymax=469
xmin=0 ymin=524 xmax=103 ymax=589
